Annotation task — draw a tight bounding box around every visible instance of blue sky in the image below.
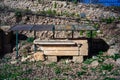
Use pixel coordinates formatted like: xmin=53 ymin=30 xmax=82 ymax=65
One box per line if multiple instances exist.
xmin=79 ymin=0 xmax=120 ymax=6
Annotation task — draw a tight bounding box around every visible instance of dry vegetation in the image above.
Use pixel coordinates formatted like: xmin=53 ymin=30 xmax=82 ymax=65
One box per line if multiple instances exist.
xmin=0 ymin=52 xmax=120 ymax=80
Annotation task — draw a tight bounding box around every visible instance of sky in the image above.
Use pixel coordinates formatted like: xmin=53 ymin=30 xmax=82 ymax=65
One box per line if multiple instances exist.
xmin=78 ymin=0 xmax=120 ymax=6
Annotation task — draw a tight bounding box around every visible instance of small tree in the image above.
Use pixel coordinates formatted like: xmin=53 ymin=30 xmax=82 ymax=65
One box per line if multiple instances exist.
xmin=15 ymin=9 xmax=22 ymax=23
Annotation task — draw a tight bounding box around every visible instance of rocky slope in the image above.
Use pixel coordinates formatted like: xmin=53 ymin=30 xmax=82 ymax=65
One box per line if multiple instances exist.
xmin=0 ymin=0 xmax=120 ymax=54
xmin=0 ymin=0 xmax=119 ymax=25
xmin=3 ymin=0 xmax=119 ymax=19
xmin=0 ymin=0 xmax=120 ymax=80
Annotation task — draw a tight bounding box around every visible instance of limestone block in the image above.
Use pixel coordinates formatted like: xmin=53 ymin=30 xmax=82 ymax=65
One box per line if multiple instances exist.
xmin=33 ymin=52 xmax=45 ymax=61
xmin=73 ymin=40 xmax=88 ymax=56
xmin=47 ymin=56 xmax=57 ymax=62
xmin=73 ymin=56 xmax=83 ymax=63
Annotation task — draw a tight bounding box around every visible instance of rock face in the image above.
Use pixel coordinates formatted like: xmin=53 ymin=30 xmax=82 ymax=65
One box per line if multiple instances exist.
xmin=90 ymin=60 xmax=99 ymax=67
xmin=32 ymin=52 xmax=45 ymax=61
xmin=104 ymin=58 xmax=115 ymax=64
xmin=20 ymin=52 xmax=45 ymax=62
xmin=0 ymin=0 xmax=120 ymax=56
xmin=3 ymin=0 xmax=119 ymax=20
xmin=0 ymin=0 xmax=119 ymax=29
xmin=107 ymin=49 xmax=118 ymax=56
xmin=116 ymin=58 xmax=120 ymax=65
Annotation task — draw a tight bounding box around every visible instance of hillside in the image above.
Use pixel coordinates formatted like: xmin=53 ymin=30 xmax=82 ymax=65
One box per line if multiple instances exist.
xmin=0 ymin=0 xmax=120 ymax=80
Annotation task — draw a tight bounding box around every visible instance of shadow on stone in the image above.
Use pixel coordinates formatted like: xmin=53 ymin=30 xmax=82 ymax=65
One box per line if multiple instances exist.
xmin=0 ymin=31 xmax=28 ymax=58
xmin=84 ymin=38 xmax=110 ymax=60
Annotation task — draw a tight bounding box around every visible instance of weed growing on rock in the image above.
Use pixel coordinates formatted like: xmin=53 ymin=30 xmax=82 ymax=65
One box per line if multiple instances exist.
xmin=100 ymin=64 xmax=114 ymax=71
xmin=53 ymin=2 xmax=57 ymax=8
xmin=83 ymin=58 xmax=96 ymax=64
xmin=111 ymin=54 xmax=120 ymax=61
xmin=47 ymin=62 xmax=57 ymax=68
xmin=103 ymin=77 xmax=116 ymax=80
xmin=54 ymin=67 xmax=62 ymax=74
xmin=77 ymin=71 xmax=86 ymax=77
xmin=27 ymin=37 xmax=34 ymax=43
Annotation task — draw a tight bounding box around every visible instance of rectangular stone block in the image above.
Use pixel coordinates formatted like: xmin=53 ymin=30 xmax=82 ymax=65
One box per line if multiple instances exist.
xmin=73 ymin=56 xmax=83 ymax=63
xmin=47 ymin=56 xmax=57 ymax=62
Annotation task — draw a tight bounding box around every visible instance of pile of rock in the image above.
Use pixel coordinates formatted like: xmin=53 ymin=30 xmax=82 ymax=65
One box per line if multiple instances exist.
xmin=3 ymin=0 xmax=119 ymax=20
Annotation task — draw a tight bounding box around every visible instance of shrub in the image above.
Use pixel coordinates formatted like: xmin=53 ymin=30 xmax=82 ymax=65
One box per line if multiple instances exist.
xmin=86 ymin=31 xmax=97 ymax=38
xmin=39 ymin=10 xmax=46 ymax=15
xmin=101 ymin=17 xmax=115 ymax=24
xmin=24 ymin=7 xmax=32 ymax=15
xmin=46 ymin=9 xmax=56 ymax=16
xmin=47 ymin=62 xmax=57 ymax=67
xmin=111 ymin=54 xmax=120 ymax=61
xmin=97 ymin=57 xmax=104 ymax=63
xmin=103 ymin=77 xmax=116 ymax=80
xmin=79 ymin=31 xmax=84 ymax=35
xmin=54 ymin=67 xmax=62 ymax=74
xmin=52 ymin=78 xmax=67 ymax=80
xmin=98 ymin=51 xmax=104 ymax=55
xmin=70 ymin=12 xmax=75 ymax=17
xmin=81 ymin=66 xmax=88 ymax=70
xmin=38 ymin=0 xmax=44 ymax=4
xmin=38 ymin=0 xmax=41 ymax=4
xmin=73 ymin=0 xmax=78 ymax=4
xmin=93 ymin=23 xmax=99 ymax=29
xmin=20 ymin=49 xmax=28 ymax=55
xmin=111 ymin=69 xmax=120 ymax=76
xmin=24 ymin=69 xmax=32 ymax=74
xmin=90 ymin=67 xmax=97 ymax=72
xmin=15 ymin=10 xmax=22 ymax=17
xmin=26 ymin=37 xmax=34 ymax=43
xmin=77 ymin=71 xmax=86 ymax=77
xmin=83 ymin=58 xmax=95 ymax=64
xmin=53 ymin=2 xmax=57 ymax=8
